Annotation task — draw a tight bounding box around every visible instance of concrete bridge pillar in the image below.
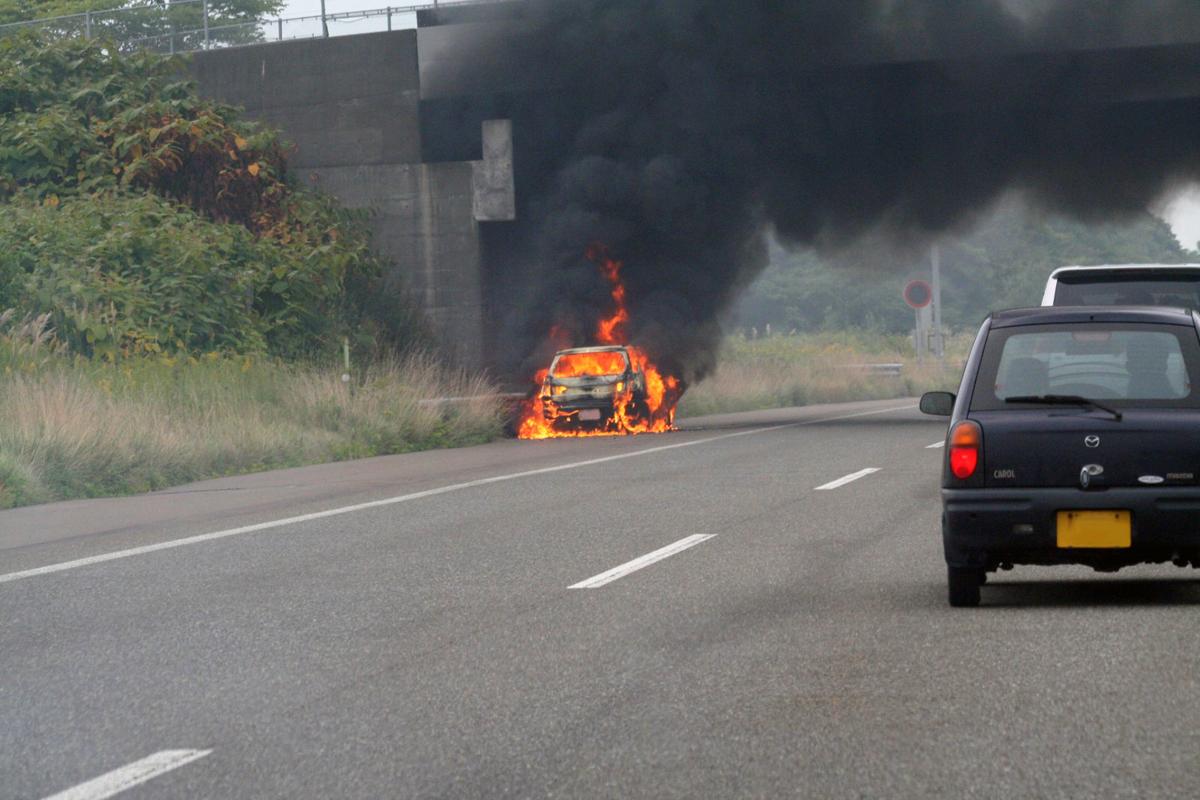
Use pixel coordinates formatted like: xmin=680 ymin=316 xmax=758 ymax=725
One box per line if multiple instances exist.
xmin=191 ymin=30 xmax=514 ymax=371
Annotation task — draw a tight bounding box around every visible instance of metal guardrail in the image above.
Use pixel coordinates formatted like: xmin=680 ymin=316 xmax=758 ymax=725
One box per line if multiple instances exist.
xmin=0 ymin=0 xmax=500 ymax=54
xmin=840 ymin=363 xmax=904 ymax=376
xmin=418 ymin=391 xmax=525 ymax=406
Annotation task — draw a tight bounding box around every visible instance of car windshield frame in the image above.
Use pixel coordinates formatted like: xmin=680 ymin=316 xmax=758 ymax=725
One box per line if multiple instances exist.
xmin=549 ymin=350 xmax=630 ymax=378
xmin=969 ymin=321 xmax=1200 ymax=411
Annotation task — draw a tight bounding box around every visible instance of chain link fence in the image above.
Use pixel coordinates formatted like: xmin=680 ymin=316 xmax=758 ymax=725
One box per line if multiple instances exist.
xmin=0 ymin=0 xmax=496 ymax=54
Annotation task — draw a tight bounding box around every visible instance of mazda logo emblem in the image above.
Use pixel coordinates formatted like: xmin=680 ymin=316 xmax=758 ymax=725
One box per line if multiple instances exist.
xmin=1084 ymin=435 xmax=1100 ymax=448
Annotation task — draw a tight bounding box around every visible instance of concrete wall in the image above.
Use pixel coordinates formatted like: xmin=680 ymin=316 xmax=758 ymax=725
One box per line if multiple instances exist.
xmin=190 ymin=30 xmax=514 ymax=371
xmin=306 ymin=163 xmax=485 ymax=369
xmin=191 ymin=30 xmax=423 ymax=169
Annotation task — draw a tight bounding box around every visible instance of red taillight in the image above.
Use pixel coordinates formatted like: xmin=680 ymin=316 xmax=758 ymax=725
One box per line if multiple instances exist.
xmin=948 ymin=421 xmax=982 ymax=480
xmin=950 ymin=447 xmax=978 ymax=479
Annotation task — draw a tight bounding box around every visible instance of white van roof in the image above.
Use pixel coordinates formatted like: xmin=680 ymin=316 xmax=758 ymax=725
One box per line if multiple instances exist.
xmin=1049 ymin=263 xmax=1200 ymax=278
xmin=1042 ymin=264 xmax=1200 ymax=305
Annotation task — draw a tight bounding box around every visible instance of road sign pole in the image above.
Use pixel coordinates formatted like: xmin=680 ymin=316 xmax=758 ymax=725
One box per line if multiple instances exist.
xmin=931 ymin=244 xmax=944 ymax=360
xmin=903 ymin=278 xmax=934 ymax=364
xmin=914 ymin=309 xmax=923 ymax=363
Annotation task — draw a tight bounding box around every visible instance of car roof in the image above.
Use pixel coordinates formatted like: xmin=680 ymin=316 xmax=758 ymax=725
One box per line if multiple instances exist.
xmin=553 ymin=345 xmax=629 ymax=355
xmin=1048 ymin=263 xmax=1200 ymax=279
xmin=990 ymin=306 xmax=1197 ymax=328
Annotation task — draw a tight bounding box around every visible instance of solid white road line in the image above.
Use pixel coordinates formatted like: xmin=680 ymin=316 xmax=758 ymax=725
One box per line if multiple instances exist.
xmin=43 ymin=749 xmax=211 ymax=800
xmin=814 ymin=467 xmax=881 ymax=491
xmin=926 ymin=440 xmax=945 ymax=449
xmin=0 ymin=403 xmax=913 ymax=586
xmin=569 ymin=534 xmax=716 ymax=588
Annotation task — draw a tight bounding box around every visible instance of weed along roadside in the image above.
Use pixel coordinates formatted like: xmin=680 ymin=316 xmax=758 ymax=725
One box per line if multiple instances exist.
xmin=0 ymin=341 xmax=505 ymax=509
xmin=678 ymin=331 xmax=968 ymax=417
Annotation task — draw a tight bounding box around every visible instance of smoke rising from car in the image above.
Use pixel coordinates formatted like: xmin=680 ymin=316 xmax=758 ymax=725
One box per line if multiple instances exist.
xmin=461 ymin=0 xmax=1200 ymax=382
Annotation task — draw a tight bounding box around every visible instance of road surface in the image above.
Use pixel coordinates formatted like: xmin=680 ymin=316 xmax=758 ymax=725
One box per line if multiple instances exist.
xmin=4 ymin=398 xmax=1200 ymax=798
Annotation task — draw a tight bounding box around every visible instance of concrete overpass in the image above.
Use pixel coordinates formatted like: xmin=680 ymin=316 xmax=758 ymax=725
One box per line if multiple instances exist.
xmin=190 ymin=10 xmax=1200 ymax=373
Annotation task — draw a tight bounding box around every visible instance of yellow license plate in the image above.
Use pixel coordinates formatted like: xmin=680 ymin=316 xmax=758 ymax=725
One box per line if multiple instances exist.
xmin=1056 ymin=510 xmax=1131 ymax=548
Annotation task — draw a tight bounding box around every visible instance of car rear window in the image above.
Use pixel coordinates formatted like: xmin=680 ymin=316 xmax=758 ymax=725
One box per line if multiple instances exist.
xmin=550 ymin=351 xmax=629 ymax=377
xmin=971 ymin=323 xmax=1200 ymax=410
xmin=1053 ymin=277 xmax=1200 ymax=308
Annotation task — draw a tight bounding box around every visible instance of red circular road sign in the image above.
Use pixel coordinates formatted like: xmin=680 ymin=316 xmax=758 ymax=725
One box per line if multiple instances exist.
xmin=903 ymin=279 xmax=933 ymax=309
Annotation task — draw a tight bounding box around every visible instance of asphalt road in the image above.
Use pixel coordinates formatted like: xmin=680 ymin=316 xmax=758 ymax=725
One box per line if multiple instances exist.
xmin=5 ymin=398 xmax=1200 ymax=799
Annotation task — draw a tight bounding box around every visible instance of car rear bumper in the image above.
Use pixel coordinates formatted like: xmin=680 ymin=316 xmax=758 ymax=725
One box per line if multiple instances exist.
xmin=942 ymin=486 xmax=1200 ymax=568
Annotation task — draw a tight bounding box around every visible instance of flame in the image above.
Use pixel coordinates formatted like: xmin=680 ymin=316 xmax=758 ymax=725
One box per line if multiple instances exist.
xmin=551 ymin=350 xmax=629 ymax=378
xmin=517 ymin=248 xmax=682 ymax=439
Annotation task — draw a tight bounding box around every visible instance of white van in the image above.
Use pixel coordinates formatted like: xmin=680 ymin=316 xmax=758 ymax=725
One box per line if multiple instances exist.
xmin=1042 ymin=264 xmax=1200 ymax=307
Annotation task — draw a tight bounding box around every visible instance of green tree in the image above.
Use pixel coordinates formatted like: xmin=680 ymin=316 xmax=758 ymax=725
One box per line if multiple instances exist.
xmin=737 ymin=202 xmax=1192 ymax=335
xmin=0 ymin=0 xmax=284 ymax=50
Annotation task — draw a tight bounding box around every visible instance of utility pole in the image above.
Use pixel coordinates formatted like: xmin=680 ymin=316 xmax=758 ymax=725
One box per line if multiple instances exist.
xmin=320 ymin=0 xmax=328 ymax=37
xmin=931 ymin=244 xmax=945 ymax=360
xmin=202 ymin=0 xmax=209 ymax=49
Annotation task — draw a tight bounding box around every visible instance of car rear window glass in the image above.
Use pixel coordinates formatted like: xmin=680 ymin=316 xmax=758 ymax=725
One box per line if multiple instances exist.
xmin=550 ymin=351 xmax=629 ymax=377
xmin=1053 ymin=277 xmax=1200 ymax=308
xmin=971 ymin=323 xmax=1200 ymax=410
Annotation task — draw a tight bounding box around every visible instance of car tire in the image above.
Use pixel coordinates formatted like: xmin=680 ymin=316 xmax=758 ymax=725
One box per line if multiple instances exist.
xmin=947 ymin=566 xmax=983 ymax=607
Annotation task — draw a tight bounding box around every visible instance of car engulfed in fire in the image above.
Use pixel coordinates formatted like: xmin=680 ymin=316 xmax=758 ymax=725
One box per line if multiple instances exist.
xmin=537 ymin=345 xmax=669 ymax=432
xmin=516 ymin=248 xmax=683 ymax=439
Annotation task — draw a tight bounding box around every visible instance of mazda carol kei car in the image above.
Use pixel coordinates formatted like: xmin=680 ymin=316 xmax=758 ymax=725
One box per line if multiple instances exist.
xmin=920 ymin=306 xmax=1200 ymax=607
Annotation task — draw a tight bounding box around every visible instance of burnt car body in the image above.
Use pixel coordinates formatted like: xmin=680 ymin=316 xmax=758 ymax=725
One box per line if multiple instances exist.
xmin=540 ymin=345 xmax=647 ymax=427
xmin=921 ymin=306 xmax=1200 ymax=606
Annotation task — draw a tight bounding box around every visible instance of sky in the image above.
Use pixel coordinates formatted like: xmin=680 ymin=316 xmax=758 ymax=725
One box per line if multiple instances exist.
xmin=1157 ymin=185 xmax=1200 ymax=252
xmin=277 ymin=0 xmax=1200 ymax=254
xmin=274 ymin=0 xmax=418 ymax=39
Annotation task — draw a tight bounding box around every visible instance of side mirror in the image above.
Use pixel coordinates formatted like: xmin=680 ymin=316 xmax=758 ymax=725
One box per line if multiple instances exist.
xmin=919 ymin=391 xmax=955 ymax=416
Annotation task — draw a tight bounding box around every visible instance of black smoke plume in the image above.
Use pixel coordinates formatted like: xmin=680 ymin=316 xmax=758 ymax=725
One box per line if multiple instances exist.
xmin=440 ymin=1 xmax=1200 ymax=382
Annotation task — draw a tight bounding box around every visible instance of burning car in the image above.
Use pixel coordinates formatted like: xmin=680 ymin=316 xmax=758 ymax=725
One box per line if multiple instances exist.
xmin=539 ymin=345 xmax=651 ymax=429
xmin=516 ymin=247 xmax=683 ymax=439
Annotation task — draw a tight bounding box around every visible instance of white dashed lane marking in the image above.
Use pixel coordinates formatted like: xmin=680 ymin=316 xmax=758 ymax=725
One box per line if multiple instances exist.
xmin=569 ymin=534 xmax=717 ymax=588
xmin=814 ymin=468 xmax=881 ymax=491
xmin=42 ymin=749 xmax=211 ymax=800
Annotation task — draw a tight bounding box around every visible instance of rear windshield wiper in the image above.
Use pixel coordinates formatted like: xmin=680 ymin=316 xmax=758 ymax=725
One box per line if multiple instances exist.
xmin=1004 ymin=394 xmax=1122 ymax=421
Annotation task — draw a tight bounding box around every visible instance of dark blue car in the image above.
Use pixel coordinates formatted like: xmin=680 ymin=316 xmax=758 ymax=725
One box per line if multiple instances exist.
xmin=921 ymin=306 xmax=1200 ymax=606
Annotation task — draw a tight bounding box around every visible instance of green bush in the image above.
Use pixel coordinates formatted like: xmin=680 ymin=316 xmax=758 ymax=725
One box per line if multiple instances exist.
xmin=0 ymin=32 xmax=426 ymax=359
xmin=0 ymin=191 xmax=384 ymax=357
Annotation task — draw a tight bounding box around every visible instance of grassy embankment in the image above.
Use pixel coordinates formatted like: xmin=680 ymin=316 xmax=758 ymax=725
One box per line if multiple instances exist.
xmin=678 ymin=330 xmax=970 ymax=417
xmin=0 ymin=313 xmax=504 ymax=509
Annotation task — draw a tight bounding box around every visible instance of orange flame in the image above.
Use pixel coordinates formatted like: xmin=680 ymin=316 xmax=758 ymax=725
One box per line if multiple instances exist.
xmin=550 ymin=350 xmax=630 ymax=377
xmin=517 ymin=248 xmax=682 ymax=439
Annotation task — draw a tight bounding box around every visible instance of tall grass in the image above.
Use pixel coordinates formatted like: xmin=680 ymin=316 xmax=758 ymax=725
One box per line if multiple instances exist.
xmin=678 ymin=330 xmax=969 ymax=417
xmin=0 ymin=317 xmax=504 ymax=508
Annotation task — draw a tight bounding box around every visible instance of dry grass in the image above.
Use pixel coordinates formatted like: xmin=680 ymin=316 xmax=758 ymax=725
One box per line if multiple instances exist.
xmin=678 ymin=331 xmax=969 ymax=417
xmin=0 ymin=327 xmax=504 ymax=509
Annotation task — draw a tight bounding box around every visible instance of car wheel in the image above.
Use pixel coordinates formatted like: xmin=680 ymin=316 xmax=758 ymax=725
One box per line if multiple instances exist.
xmin=947 ymin=566 xmax=983 ymax=607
